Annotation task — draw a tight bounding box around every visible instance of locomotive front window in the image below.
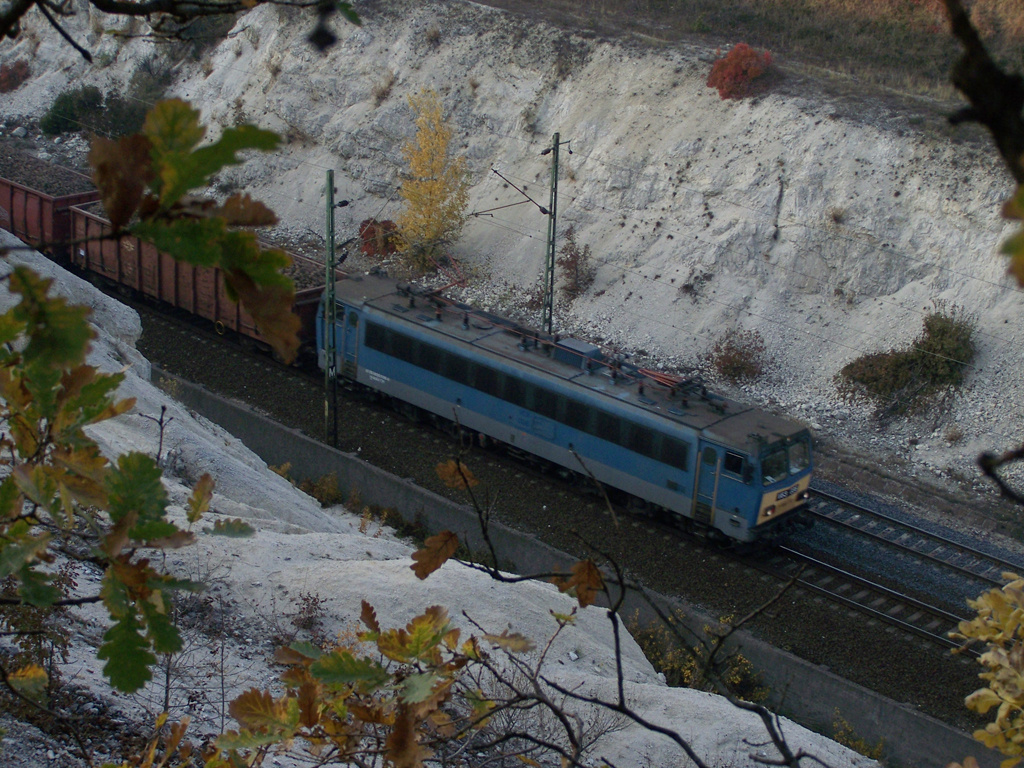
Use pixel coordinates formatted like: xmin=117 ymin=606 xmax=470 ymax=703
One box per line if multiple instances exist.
xmin=762 ymin=439 xmax=811 ymax=485
xmin=789 ymin=440 xmax=810 ymax=473
xmin=761 ymin=449 xmax=787 ymax=485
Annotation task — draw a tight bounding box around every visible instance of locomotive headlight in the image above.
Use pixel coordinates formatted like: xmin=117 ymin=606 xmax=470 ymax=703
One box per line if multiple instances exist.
xmin=764 ymin=505 xmax=776 ymax=517
xmin=798 ymin=490 xmax=810 ymax=500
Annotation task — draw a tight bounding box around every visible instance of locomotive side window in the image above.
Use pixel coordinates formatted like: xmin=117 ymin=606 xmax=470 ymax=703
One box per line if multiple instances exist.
xmin=415 ymin=341 xmax=437 ymax=373
xmin=502 ymin=375 xmax=527 ymax=408
xmin=392 ymin=329 xmax=414 ymax=362
xmin=564 ymin=398 xmax=592 ymax=433
xmin=625 ymin=423 xmax=654 ymax=456
xmin=443 ymin=351 xmax=470 ymax=385
xmin=365 ymin=322 xmax=391 ymax=355
xmin=702 ymin=447 xmax=717 ymax=466
xmin=474 ymin=365 xmax=497 ymax=394
xmin=723 ymin=451 xmax=745 ymax=477
xmin=534 ymin=388 xmax=562 ymax=421
xmin=595 ymin=411 xmax=620 ymax=444
xmin=659 ymin=437 xmax=690 ymax=471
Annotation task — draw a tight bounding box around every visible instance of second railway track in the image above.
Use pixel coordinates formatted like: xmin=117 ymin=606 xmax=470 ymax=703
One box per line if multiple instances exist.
xmin=810 ymin=488 xmax=1024 ymax=586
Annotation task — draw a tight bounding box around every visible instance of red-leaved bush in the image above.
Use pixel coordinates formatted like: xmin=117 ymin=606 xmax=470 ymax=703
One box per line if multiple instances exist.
xmin=706 ymin=43 xmax=772 ymax=100
xmin=359 ymin=218 xmax=400 ymax=257
xmin=0 ymin=59 xmax=30 ymax=94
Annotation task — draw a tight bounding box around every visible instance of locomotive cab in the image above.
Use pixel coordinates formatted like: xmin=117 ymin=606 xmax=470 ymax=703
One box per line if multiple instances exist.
xmin=698 ymin=420 xmax=813 ymax=544
xmin=755 ymin=432 xmax=813 ymax=532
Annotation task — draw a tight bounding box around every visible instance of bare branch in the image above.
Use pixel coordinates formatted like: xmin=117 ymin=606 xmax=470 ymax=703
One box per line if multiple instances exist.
xmin=942 ymin=0 xmax=1024 ymax=182
xmin=979 ymin=445 xmax=1024 ymax=505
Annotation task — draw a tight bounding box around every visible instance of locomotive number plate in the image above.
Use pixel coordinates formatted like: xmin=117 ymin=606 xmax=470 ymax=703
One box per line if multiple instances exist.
xmin=776 ymin=486 xmax=797 ymax=501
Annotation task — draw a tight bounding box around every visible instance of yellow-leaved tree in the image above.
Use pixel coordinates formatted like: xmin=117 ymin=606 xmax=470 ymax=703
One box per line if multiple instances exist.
xmin=396 ymin=88 xmax=470 ymax=271
xmin=951 ymin=573 xmax=1024 ymax=768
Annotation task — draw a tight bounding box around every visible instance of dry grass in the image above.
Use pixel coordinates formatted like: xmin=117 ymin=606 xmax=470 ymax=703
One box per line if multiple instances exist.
xmin=373 ymin=69 xmax=396 ymax=106
xmin=495 ymin=0 xmax=1024 ymax=98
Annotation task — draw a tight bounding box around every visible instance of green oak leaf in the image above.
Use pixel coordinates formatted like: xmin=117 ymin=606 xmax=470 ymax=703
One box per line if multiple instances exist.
xmin=9 ymin=267 xmax=94 ymax=368
xmin=401 ymin=672 xmax=440 ymax=704
xmin=105 ymin=453 xmax=170 ymax=534
xmin=204 ymin=518 xmax=256 ymax=537
xmin=310 ymin=650 xmax=391 ymax=690
xmin=140 ymin=594 xmax=183 ymax=654
xmin=131 ymin=217 xmax=227 ymax=268
xmin=98 ymin=614 xmax=156 ymax=692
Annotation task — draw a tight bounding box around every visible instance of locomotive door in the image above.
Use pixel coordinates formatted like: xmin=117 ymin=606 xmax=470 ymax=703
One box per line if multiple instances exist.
xmin=340 ymin=308 xmax=360 ymax=380
xmin=693 ymin=445 xmax=720 ymax=528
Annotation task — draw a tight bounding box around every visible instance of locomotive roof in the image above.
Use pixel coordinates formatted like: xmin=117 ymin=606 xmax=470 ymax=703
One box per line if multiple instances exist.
xmin=331 ymin=273 xmax=809 ymax=455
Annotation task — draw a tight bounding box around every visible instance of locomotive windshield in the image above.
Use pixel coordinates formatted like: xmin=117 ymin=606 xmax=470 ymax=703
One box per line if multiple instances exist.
xmin=760 ymin=435 xmax=811 ymax=485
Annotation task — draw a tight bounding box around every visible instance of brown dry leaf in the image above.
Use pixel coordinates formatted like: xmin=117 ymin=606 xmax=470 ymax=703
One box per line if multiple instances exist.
xmin=297 ymin=680 xmax=321 ymax=729
xmin=361 ymin=600 xmax=381 ymax=634
xmin=280 ymin=666 xmax=314 ymax=688
xmin=228 ymin=688 xmax=288 ymax=732
xmin=482 ymin=630 xmax=535 ymax=653
xmin=89 ymin=134 xmax=154 ymax=230
xmin=143 ymin=529 xmax=196 ymax=549
xmin=218 ymin=193 xmax=279 ymax=227
xmin=100 ymin=509 xmax=135 ymax=558
xmin=410 ymin=530 xmax=459 ymax=580
xmin=429 ymin=709 xmax=456 ymax=738
xmin=225 ymin=271 xmax=301 ymax=363
xmin=435 ymin=459 xmax=478 ymax=490
xmin=186 ymin=473 xmax=215 ymax=524
xmin=385 ymin=707 xmax=432 ymax=768
xmin=164 ymin=717 xmax=191 ymax=759
xmin=349 ymin=701 xmax=393 ymax=726
xmin=551 ymin=559 xmax=604 ymax=608
xmin=407 ymin=677 xmax=454 ymax=721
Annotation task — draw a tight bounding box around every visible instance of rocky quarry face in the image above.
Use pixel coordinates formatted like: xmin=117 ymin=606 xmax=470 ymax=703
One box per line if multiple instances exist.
xmin=1 ymin=0 xmax=1020 ymax=499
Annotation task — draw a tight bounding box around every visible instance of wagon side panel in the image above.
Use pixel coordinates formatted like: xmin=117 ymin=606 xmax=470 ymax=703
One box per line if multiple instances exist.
xmin=194 ymin=266 xmax=217 ymax=322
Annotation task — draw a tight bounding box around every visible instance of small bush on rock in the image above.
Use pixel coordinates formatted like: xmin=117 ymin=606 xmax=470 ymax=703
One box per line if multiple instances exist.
xmin=706 ymin=43 xmax=772 ymax=100
xmin=40 ymin=78 xmax=167 ymax=137
xmin=298 ymin=471 xmax=346 ymax=506
xmin=359 ymin=218 xmax=400 ymax=258
xmin=40 ymin=86 xmax=104 ymax=135
xmin=628 ymin=611 xmax=768 ymax=702
xmin=0 ymin=59 xmax=30 ymax=93
xmin=557 ymin=225 xmax=596 ymax=299
xmin=708 ymin=329 xmax=767 ymax=382
xmin=836 ymin=302 xmax=977 ymax=416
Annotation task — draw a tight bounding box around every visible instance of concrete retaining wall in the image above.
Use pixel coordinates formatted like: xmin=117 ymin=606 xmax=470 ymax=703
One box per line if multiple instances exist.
xmin=153 ymin=367 xmax=997 ymax=768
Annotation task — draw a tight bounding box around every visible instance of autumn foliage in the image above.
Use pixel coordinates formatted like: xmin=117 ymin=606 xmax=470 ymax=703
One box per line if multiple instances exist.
xmin=0 ymin=59 xmax=29 ymax=93
xmin=952 ymin=574 xmax=1024 ymax=768
xmin=556 ymin=225 xmax=596 ymax=299
xmin=706 ymin=43 xmax=772 ymax=100
xmin=397 ymin=88 xmax=469 ymax=271
xmin=359 ymin=218 xmax=400 ymax=257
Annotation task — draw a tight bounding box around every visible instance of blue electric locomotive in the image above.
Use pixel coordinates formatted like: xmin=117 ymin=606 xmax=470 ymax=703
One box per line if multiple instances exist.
xmin=317 ymin=273 xmax=812 ymax=544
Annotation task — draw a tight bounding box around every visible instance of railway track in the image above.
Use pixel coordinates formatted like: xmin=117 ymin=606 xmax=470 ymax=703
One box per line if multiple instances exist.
xmin=746 ymin=546 xmax=973 ymax=653
xmin=808 ymin=488 xmax=1024 ymax=587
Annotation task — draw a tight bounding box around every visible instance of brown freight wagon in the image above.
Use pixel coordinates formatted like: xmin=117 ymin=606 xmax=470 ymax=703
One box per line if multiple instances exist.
xmin=0 ymin=171 xmax=100 ymax=259
xmin=70 ymin=203 xmax=336 ymax=356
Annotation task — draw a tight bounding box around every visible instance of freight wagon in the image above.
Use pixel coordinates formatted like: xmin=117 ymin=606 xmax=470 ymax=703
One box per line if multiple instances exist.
xmin=68 ymin=203 xmax=336 ymax=356
xmin=0 ymin=166 xmax=100 ymax=257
